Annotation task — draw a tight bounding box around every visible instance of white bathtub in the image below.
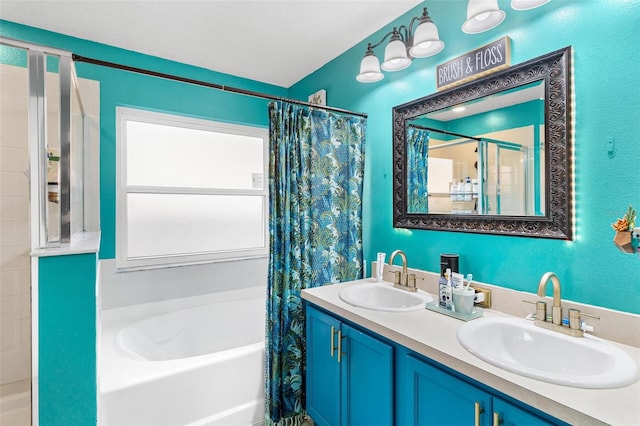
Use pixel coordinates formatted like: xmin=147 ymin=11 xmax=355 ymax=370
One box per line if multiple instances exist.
xmin=99 ymin=286 xmax=266 ymax=426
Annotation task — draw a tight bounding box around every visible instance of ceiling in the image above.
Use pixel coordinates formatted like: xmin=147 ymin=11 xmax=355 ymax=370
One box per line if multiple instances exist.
xmin=0 ymin=0 xmax=424 ymax=87
xmin=427 ymin=81 xmax=545 ymax=122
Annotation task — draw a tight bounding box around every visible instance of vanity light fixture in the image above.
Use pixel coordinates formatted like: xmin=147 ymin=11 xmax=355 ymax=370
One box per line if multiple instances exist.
xmin=356 ymin=7 xmax=444 ymax=83
xmin=463 ymin=0 xmax=551 ymax=34
xmin=462 ymin=0 xmax=506 ymax=34
xmin=511 ymin=0 xmax=551 ymax=11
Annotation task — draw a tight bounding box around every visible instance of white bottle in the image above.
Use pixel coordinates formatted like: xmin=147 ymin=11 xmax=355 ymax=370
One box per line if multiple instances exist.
xmin=472 ymin=179 xmax=479 ymax=199
xmin=455 ymin=179 xmax=463 ymax=201
xmin=464 ymin=177 xmax=472 ymax=201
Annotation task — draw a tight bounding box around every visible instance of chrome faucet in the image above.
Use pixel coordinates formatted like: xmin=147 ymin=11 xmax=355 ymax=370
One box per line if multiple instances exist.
xmin=530 ymin=271 xmax=599 ymax=337
xmin=537 ymin=271 xmax=562 ymax=325
xmin=388 ymin=250 xmax=417 ymax=292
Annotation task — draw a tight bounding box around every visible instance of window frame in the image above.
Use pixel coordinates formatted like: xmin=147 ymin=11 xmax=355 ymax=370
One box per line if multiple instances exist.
xmin=115 ymin=107 xmax=269 ymax=270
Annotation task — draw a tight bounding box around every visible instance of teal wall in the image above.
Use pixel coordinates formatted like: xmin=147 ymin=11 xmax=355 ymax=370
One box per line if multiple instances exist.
xmin=39 ymin=253 xmax=97 ymax=426
xmin=289 ymin=0 xmax=640 ymax=314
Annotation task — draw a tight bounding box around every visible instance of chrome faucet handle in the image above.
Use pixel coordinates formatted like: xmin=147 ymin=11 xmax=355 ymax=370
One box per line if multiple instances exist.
xmin=522 ymin=299 xmax=549 ymax=321
xmin=579 ymin=311 xmax=600 ymax=320
xmin=392 ymin=270 xmax=402 ymax=286
xmin=568 ymin=309 xmax=581 ymax=330
xmin=569 ymin=308 xmax=600 ymax=331
xmin=408 ymin=274 xmax=423 ymax=290
xmin=536 ymin=301 xmax=548 ymax=322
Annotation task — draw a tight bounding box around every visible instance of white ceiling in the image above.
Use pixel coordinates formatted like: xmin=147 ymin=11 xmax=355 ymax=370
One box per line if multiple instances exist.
xmin=0 ymin=0 xmax=424 ymax=87
xmin=427 ymin=82 xmax=545 ymax=122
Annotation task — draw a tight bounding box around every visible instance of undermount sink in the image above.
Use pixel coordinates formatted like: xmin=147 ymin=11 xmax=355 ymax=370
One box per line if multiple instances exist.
xmin=457 ymin=316 xmax=639 ymax=389
xmin=339 ymin=282 xmax=433 ymax=312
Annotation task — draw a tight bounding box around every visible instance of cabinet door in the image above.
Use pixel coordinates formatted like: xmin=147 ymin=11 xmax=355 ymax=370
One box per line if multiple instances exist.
xmin=493 ymin=397 xmax=558 ymax=426
xmin=306 ymin=306 xmax=342 ymax=426
xmin=397 ymin=353 xmax=492 ymax=426
xmin=341 ymin=324 xmax=394 ymax=426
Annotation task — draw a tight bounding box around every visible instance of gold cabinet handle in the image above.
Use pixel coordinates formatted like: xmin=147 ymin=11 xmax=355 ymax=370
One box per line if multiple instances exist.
xmin=337 ymin=330 xmax=343 ymax=363
xmin=493 ymin=412 xmax=502 ymax=426
xmin=330 ymin=326 xmax=336 ymax=357
xmin=474 ymin=402 xmax=484 ymax=426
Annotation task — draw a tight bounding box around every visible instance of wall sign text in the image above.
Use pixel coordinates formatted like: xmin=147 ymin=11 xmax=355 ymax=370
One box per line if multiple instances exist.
xmin=436 ymin=37 xmax=511 ymax=90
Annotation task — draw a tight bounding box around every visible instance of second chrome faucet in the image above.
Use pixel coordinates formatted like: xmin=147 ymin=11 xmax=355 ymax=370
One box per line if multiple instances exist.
xmin=530 ymin=271 xmax=598 ymax=337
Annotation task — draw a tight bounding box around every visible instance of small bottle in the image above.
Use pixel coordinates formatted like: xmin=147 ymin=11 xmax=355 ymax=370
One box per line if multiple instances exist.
xmin=464 ymin=177 xmax=472 ymax=201
xmin=438 ymin=264 xmax=448 ymax=308
xmin=445 ymin=268 xmax=453 ymax=310
xmin=472 ymin=179 xmax=479 ymax=198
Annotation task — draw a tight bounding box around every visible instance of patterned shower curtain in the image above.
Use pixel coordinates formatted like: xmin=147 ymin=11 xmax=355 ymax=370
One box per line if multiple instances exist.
xmin=407 ymin=126 xmax=430 ymax=213
xmin=265 ymin=101 xmax=366 ymax=425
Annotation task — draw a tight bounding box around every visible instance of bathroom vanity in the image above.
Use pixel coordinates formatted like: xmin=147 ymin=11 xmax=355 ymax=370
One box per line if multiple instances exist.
xmin=302 ymin=279 xmax=640 ymax=426
xmin=306 ymin=305 xmax=393 ymax=426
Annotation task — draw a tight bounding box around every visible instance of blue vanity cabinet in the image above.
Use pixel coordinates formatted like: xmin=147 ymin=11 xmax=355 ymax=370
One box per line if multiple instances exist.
xmin=492 ymin=397 xmax=559 ymax=426
xmin=397 ymin=353 xmax=492 ymax=425
xmin=397 ymin=350 xmax=563 ymax=426
xmin=306 ymin=305 xmax=341 ymax=426
xmin=305 ymin=305 xmax=393 ymax=426
xmin=341 ymin=322 xmax=394 ymax=426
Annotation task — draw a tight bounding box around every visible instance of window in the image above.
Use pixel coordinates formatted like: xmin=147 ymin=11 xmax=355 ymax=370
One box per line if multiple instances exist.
xmin=116 ymin=108 xmax=268 ymax=270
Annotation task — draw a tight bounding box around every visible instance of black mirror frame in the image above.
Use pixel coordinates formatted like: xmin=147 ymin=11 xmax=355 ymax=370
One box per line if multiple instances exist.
xmin=392 ymin=46 xmax=572 ymax=239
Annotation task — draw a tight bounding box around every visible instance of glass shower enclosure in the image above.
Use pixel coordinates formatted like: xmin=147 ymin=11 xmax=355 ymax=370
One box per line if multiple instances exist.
xmin=0 ymin=37 xmax=86 ymax=425
xmin=426 ymin=133 xmax=535 ymax=216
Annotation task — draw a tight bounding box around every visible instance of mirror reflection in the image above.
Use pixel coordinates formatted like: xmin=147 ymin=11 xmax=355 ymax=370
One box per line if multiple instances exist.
xmin=393 ymin=47 xmax=572 ymax=239
xmin=406 ymin=80 xmax=545 ymax=216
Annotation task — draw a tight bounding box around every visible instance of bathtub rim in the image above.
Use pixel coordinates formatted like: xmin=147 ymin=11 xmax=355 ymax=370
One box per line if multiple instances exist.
xmin=101 ymin=284 xmax=266 ymax=325
xmin=98 ymin=285 xmax=266 ymax=394
xmin=116 ymin=297 xmax=265 ymax=362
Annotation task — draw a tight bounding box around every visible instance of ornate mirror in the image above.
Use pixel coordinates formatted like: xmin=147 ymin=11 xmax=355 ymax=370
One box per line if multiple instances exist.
xmin=392 ymin=47 xmax=572 ymax=239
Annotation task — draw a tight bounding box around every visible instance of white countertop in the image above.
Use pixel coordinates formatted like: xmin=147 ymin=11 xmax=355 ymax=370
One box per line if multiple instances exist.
xmin=301 ymin=279 xmax=640 ymax=426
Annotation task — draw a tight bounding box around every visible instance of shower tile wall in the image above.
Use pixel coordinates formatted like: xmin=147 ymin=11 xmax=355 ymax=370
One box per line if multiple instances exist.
xmin=0 ymin=62 xmax=31 ymax=397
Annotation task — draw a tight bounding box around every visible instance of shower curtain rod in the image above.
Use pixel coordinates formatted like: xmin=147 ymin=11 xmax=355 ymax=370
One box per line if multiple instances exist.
xmin=408 ymin=124 xmax=481 ymax=141
xmin=71 ymin=54 xmax=368 ymax=118
xmin=409 ymin=123 xmax=523 ymax=150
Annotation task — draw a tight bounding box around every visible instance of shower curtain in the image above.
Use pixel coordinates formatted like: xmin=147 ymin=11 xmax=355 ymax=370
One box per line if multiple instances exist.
xmin=407 ymin=126 xmax=430 ymax=213
xmin=265 ymin=101 xmax=366 ymax=425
